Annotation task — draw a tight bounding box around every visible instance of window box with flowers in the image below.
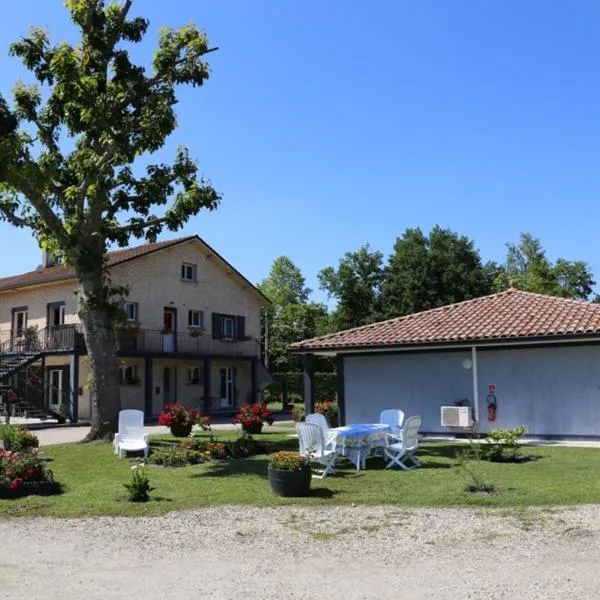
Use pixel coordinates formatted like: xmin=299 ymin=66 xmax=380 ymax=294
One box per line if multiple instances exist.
xmin=268 ymin=451 xmax=312 ymax=497
xmin=232 ymin=402 xmax=274 ymax=434
xmin=158 ymin=402 xmax=211 ymax=438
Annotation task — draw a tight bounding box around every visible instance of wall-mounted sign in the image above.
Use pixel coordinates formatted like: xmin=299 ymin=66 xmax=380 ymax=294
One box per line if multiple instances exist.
xmin=488 ymin=384 xmax=496 ymax=394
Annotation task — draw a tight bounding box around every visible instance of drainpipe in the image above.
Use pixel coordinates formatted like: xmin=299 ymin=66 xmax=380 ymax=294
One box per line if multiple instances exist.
xmin=471 ymin=346 xmax=479 ymax=427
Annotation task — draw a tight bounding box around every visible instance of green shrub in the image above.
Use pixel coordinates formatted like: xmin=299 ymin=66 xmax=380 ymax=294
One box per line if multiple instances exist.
xmin=225 ymin=434 xmax=269 ymax=458
xmin=124 ymin=464 xmax=154 ymax=502
xmin=287 ymin=392 xmax=303 ymax=405
xmin=483 ymin=425 xmax=527 ymax=462
xmin=291 ymin=404 xmax=305 ymax=422
xmin=0 ymin=425 xmax=39 ymax=453
xmin=148 ymin=445 xmax=208 ymax=467
xmin=268 ymin=372 xmax=337 ymax=402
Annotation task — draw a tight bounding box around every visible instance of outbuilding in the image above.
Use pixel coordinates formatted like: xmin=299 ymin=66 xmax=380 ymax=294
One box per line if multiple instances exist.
xmin=292 ymin=289 xmax=600 ymax=437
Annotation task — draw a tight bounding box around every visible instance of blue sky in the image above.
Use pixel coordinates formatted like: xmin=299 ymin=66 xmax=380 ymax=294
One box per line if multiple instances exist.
xmin=1 ymin=1 xmax=600 ymax=304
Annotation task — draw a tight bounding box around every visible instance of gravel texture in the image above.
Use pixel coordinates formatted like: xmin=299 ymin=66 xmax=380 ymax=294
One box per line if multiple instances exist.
xmin=1 ymin=504 xmax=600 ymax=599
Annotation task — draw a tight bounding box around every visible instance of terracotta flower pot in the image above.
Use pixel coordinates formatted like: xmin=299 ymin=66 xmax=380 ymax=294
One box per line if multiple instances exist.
xmin=170 ymin=423 xmax=193 ymax=438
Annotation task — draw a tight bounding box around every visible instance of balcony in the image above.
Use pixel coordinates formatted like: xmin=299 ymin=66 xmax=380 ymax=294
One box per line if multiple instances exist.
xmin=116 ymin=328 xmax=260 ymax=357
xmin=0 ymin=325 xmax=260 ymax=358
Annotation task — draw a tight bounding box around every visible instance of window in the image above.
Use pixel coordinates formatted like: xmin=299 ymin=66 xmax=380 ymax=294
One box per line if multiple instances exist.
xmin=181 ymin=262 xmax=196 ymax=281
xmin=119 ymin=364 xmax=139 ymax=385
xmin=188 ymin=366 xmax=201 ymax=384
xmin=49 ymin=304 xmax=66 ymax=327
xmin=13 ymin=309 xmax=28 ymax=337
xmin=188 ymin=310 xmax=204 ymax=328
xmin=222 ymin=317 xmax=234 ymax=340
xmin=123 ymin=302 xmax=138 ymax=323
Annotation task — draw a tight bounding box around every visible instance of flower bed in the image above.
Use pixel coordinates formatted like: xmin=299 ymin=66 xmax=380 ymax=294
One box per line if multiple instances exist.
xmin=0 ymin=450 xmax=59 ymax=499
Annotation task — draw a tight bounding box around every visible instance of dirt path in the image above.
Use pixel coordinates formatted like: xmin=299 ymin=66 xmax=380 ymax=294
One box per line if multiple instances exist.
xmin=1 ymin=505 xmax=599 ymax=599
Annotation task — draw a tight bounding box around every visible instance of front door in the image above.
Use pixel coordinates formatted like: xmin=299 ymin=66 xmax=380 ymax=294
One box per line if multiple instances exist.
xmin=163 ymin=366 xmax=177 ymax=406
xmin=47 ymin=367 xmax=68 ymax=412
xmin=162 ymin=308 xmax=177 ymax=352
xmin=219 ymin=367 xmax=236 ymax=408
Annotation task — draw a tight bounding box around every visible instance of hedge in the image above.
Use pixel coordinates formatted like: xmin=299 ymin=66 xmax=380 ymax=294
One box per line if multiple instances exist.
xmin=265 ymin=372 xmax=337 ymax=403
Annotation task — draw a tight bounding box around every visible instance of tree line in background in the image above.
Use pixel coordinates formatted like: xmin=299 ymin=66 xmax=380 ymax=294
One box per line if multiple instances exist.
xmin=259 ymin=227 xmax=596 ymax=373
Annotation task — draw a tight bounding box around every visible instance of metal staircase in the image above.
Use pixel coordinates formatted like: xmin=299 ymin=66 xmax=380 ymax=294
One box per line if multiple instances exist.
xmin=0 ymin=336 xmax=64 ymax=422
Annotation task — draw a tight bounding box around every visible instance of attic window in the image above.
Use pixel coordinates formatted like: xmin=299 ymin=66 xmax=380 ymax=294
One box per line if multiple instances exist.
xmin=181 ymin=262 xmax=196 ymax=282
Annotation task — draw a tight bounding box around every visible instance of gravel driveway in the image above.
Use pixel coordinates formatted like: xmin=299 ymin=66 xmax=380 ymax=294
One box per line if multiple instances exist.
xmin=1 ymin=504 xmax=600 ymax=599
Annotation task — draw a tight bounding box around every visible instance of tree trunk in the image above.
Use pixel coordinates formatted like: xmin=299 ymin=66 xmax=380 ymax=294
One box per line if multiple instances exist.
xmin=77 ymin=274 xmax=122 ymax=441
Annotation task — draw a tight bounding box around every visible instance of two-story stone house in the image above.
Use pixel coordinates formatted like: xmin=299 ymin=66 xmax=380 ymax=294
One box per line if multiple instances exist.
xmin=0 ymin=235 xmax=271 ymax=422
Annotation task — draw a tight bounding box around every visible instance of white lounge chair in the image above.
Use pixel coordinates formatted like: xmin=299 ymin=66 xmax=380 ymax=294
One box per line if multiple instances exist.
xmin=379 ymin=409 xmax=405 ymax=438
xmin=296 ymin=422 xmax=337 ymax=479
xmin=306 ymin=412 xmax=329 ymax=437
xmin=383 ymin=415 xmax=422 ymax=470
xmin=113 ymin=409 xmax=150 ymax=459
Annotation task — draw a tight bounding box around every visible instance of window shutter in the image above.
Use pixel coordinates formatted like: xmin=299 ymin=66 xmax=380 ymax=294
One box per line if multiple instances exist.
xmin=235 ymin=316 xmax=246 ymax=340
xmin=212 ymin=313 xmax=222 ymax=339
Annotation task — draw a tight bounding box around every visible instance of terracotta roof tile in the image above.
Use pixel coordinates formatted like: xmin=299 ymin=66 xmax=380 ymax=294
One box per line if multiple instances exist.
xmin=292 ymin=289 xmax=600 ymax=351
xmin=0 ymin=236 xmax=196 ymax=292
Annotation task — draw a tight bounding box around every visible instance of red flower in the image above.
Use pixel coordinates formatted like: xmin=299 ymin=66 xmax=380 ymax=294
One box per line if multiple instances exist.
xmin=7 ymin=478 xmax=23 ymax=489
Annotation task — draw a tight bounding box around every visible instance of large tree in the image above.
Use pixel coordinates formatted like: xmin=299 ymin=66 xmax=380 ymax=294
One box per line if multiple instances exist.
xmin=0 ymin=0 xmax=220 ymax=439
xmin=318 ymin=245 xmax=385 ymax=331
xmin=259 ymin=257 xmax=329 ymax=372
xmin=379 ymin=226 xmax=492 ymax=319
xmin=494 ymin=233 xmax=595 ymax=300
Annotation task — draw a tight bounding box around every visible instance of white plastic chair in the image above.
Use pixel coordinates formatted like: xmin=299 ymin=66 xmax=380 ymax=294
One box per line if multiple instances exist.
xmin=306 ymin=413 xmax=329 ymax=438
xmin=379 ymin=409 xmax=405 ymax=438
xmin=296 ymin=422 xmax=337 ymax=479
xmin=113 ymin=409 xmax=150 ymax=459
xmin=383 ymin=415 xmax=422 ymax=470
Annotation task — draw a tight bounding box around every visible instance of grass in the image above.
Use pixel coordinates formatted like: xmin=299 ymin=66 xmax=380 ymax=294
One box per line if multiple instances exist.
xmin=2 ymin=431 xmax=600 ymax=517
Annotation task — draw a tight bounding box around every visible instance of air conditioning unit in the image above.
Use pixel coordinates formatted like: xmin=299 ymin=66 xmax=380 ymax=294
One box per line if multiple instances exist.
xmin=441 ymin=406 xmax=472 ymax=428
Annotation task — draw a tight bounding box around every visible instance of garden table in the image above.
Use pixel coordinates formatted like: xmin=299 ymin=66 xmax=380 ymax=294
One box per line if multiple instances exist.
xmin=326 ymin=423 xmax=391 ymax=471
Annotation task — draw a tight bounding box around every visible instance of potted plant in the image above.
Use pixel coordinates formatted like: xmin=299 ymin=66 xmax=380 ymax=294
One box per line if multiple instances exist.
xmin=158 ymin=402 xmax=210 ymax=437
xmin=268 ymin=451 xmax=312 ymax=497
xmin=232 ymin=401 xmax=274 ymax=434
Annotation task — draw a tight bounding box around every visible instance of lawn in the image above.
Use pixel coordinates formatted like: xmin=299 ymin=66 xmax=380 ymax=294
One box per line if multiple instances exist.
xmin=2 ymin=429 xmax=600 ymax=517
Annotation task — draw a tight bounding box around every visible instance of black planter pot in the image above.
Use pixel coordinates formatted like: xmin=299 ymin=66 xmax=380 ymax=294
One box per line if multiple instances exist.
xmin=243 ymin=423 xmax=263 ymax=435
xmin=0 ymin=478 xmax=59 ymax=499
xmin=170 ymin=423 xmax=193 ymax=438
xmin=268 ymin=466 xmax=312 ymax=497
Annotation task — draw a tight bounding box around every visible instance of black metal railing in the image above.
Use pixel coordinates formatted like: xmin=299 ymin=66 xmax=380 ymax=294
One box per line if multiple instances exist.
xmin=116 ymin=328 xmax=260 ymax=357
xmin=0 ymin=325 xmax=260 ymax=358
xmin=0 ymin=325 xmax=84 ymax=354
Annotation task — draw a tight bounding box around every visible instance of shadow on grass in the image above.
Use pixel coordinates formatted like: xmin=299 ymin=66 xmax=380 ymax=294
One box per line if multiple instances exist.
xmin=308 ymin=487 xmax=339 ymax=499
xmin=194 ymin=457 xmax=270 ymax=479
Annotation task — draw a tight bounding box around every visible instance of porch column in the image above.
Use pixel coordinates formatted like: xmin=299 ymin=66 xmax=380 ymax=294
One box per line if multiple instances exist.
xmin=471 ymin=346 xmax=480 ymax=426
xmin=69 ymin=351 xmax=79 ymax=423
xmin=336 ymin=354 xmax=346 ymax=426
xmin=303 ymin=353 xmax=315 ymax=415
xmin=144 ymin=357 xmax=153 ymax=418
xmin=203 ymin=359 xmax=212 ymax=414
xmin=250 ymin=357 xmax=258 ymax=403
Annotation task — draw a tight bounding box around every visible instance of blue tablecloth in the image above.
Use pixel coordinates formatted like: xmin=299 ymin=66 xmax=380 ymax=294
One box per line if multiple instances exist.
xmin=326 ymin=423 xmax=391 ymax=470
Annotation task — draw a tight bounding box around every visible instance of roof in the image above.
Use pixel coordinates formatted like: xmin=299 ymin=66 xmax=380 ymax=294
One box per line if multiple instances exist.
xmin=0 ymin=235 xmax=271 ymax=306
xmin=292 ymin=289 xmax=600 ymax=352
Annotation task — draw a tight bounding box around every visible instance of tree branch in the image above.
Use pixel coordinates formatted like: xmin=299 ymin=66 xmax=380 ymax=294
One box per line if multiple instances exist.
xmin=8 ymin=171 xmax=68 ymax=243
